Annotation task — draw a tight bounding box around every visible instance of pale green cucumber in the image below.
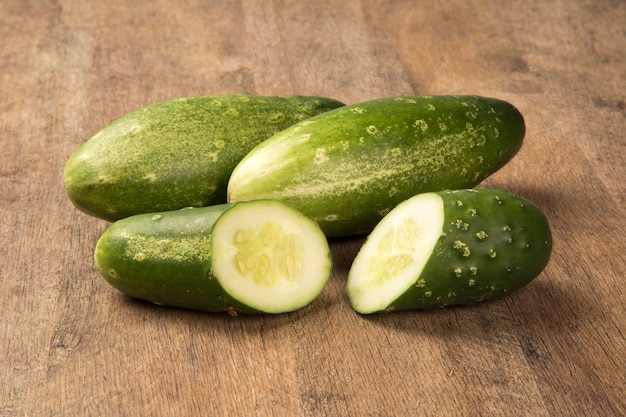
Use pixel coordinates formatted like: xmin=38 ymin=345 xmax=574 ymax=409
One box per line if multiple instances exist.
xmin=347 ymin=188 xmax=552 ymax=313
xmin=64 ymin=94 xmax=344 ymax=221
xmin=227 ymin=96 xmax=525 ymax=237
xmin=94 ymin=200 xmax=332 ymax=314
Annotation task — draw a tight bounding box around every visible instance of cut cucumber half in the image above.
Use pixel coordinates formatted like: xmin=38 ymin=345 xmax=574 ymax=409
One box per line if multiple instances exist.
xmin=347 ymin=188 xmax=552 ymax=313
xmin=95 ymin=200 xmax=332 ymax=315
xmin=211 ymin=200 xmax=332 ymax=314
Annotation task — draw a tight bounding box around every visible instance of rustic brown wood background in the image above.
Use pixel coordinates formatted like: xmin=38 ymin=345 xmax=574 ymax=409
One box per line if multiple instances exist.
xmin=1 ymin=0 xmax=624 ymax=416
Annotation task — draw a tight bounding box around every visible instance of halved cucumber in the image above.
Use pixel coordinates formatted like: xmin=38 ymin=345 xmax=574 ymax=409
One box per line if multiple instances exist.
xmin=347 ymin=188 xmax=552 ymax=313
xmin=94 ymin=200 xmax=332 ymax=314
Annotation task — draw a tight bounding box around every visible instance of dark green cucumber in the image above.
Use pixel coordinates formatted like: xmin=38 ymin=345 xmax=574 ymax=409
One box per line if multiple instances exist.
xmin=227 ymin=96 xmax=525 ymax=237
xmin=64 ymin=94 xmax=344 ymax=221
xmin=347 ymin=188 xmax=552 ymax=313
xmin=94 ymin=200 xmax=332 ymax=315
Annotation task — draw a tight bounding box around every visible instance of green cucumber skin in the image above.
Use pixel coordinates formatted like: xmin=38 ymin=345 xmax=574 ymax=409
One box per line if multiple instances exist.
xmin=64 ymin=94 xmax=345 ymax=221
xmin=228 ymin=96 xmax=525 ymax=237
xmin=386 ymin=188 xmax=552 ymax=312
xmin=94 ymin=204 xmax=262 ymax=314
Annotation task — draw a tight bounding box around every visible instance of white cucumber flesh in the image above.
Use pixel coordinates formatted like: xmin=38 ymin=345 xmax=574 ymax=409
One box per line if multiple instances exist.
xmin=211 ymin=200 xmax=332 ymax=314
xmin=347 ymin=193 xmax=445 ymax=313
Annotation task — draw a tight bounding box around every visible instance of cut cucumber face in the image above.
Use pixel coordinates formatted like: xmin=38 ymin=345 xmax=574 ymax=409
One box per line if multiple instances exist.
xmin=347 ymin=188 xmax=552 ymax=313
xmin=211 ymin=200 xmax=332 ymax=314
xmin=95 ymin=200 xmax=332 ymax=315
xmin=347 ymin=193 xmax=445 ymax=313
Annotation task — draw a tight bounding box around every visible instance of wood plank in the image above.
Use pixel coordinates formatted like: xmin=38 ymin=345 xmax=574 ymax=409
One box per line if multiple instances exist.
xmin=1 ymin=0 xmax=624 ymax=416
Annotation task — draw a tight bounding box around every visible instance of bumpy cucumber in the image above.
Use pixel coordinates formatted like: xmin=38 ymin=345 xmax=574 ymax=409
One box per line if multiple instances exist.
xmin=64 ymin=94 xmax=344 ymax=221
xmin=228 ymin=96 xmax=525 ymax=237
xmin=347 ymin=188 xmax=552 ymax=313
xmin=94 ymin=200 xmax=332 ymax=315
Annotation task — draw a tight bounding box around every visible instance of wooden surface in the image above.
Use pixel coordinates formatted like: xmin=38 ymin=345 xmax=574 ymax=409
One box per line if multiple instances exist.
xmin=1 ymin=1 xmax=624 ymax=416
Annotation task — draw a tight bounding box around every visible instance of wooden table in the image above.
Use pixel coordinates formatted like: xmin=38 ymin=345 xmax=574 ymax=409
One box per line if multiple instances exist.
xmin=1 ymin=1 xmax=624 ymax=416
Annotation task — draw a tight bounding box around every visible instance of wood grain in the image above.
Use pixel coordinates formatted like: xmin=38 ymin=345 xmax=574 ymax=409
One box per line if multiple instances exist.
xmin=1 ymin=0 xmax=624 ymax=416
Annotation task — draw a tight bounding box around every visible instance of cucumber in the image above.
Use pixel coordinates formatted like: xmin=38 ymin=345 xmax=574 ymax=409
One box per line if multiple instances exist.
xmin=346 ymin=188 xmax=552 ymax=313
xmin=227 ymin=96 xmax=525 ymax=237
xmin=64 ymin=94 xmax=344 ymax=221
xmin=94 ymin=200 xmax=332 ymax=315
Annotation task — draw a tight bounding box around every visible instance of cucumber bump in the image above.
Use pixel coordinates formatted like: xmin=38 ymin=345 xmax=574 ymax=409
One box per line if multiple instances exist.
xmin=94 ymin=200 xmax=332 ymax=314
xmin=347 ymin=188 xmax=552 ymax=313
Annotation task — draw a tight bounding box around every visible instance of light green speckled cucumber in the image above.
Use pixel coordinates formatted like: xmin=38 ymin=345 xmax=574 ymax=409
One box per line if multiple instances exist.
xmin=94 ymin=200 xmax=332 ymax=315
xmin=64 ymin=94 xmax=344 ymax=221
xmin=228 ymin=96 xmax=525 ymax=237
xmin=347 ymin=188 xmax=552 ymax=313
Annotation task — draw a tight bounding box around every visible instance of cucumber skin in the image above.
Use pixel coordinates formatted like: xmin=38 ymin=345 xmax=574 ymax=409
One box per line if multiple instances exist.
xmin=228 ymin=96 xmax=525 ymax=237
xmin=64 ymin=95 xmax=345 ymax=221
xmin=381 ymin=188 xmax=552 ymax=312
xmin=94 ymin=204 xmax=263 ymax=314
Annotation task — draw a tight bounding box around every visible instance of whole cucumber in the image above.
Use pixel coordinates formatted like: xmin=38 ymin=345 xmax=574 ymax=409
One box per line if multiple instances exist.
xmin=347 ymin=188 xmax=552 ymax=313
xmin=94 ymin=200 xmax=332 ymax=315
xmin=228 ymin=96 xmax=525 ymax=237
xmin=64 ymin=94 xmax=344 ymax=221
